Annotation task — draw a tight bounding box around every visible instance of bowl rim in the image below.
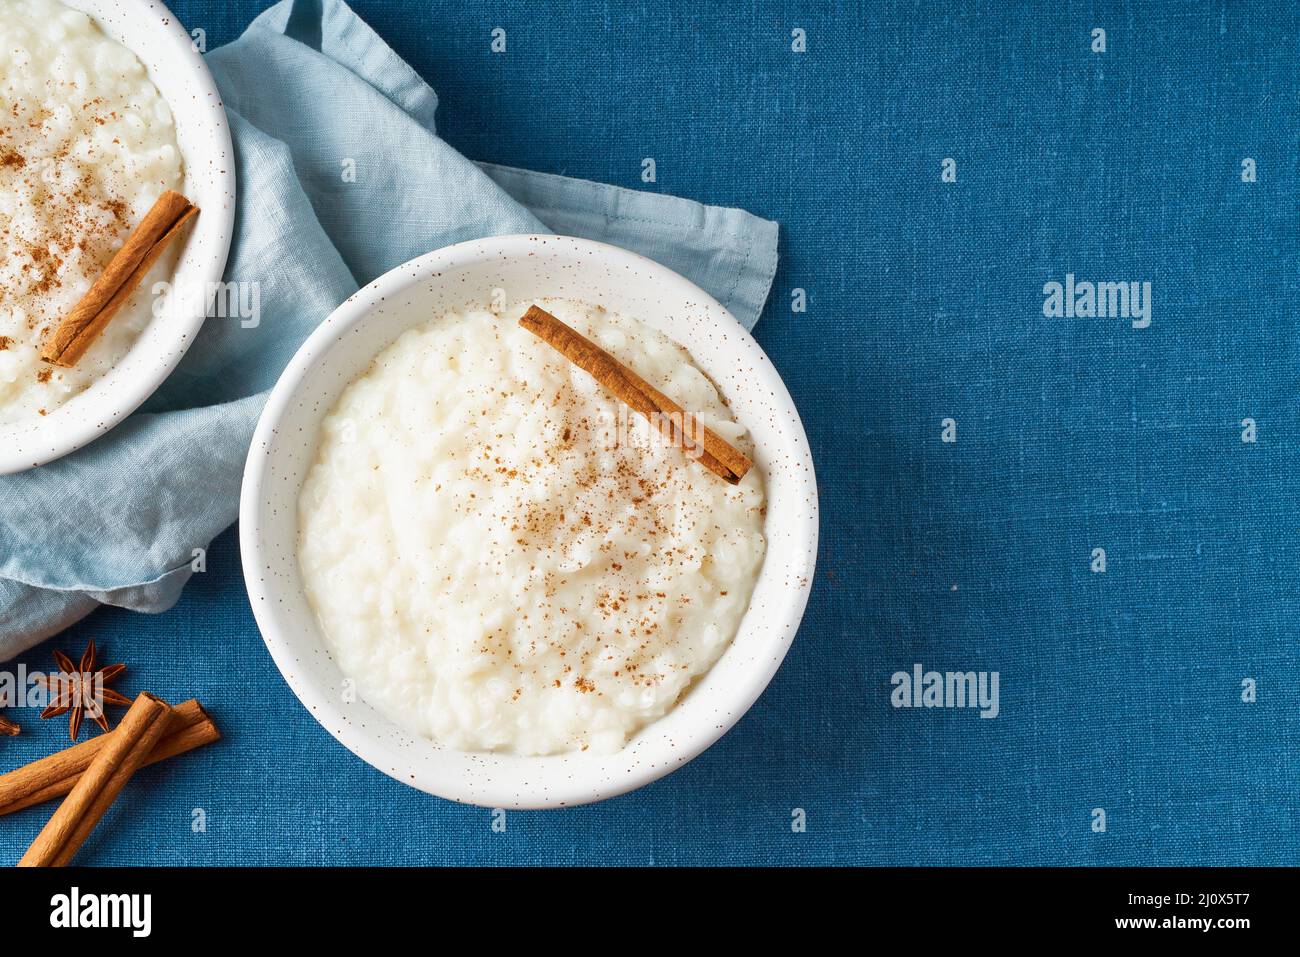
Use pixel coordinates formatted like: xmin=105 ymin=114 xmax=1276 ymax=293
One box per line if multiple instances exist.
xmin=240 ymin=234 xmax=818 ymax=808
xmin=0 ymin=0 xmax=236 ymax=474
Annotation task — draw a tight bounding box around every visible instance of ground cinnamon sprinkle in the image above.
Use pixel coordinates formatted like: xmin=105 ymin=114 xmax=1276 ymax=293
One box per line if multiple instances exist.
xmin=5 ymin=168 xmax=132 ymax=320
xmin=298 ymin=304 xmax=765 ymax=755
xmin=1 ymin=89 xmax=140 ymax=338
xmin=0 ymin=27 xmax=187 ymax=421
xmin=0 ymin=336 xmax=11 ymax=351
xmin=455 ymin=328 xmax=710 ymax=694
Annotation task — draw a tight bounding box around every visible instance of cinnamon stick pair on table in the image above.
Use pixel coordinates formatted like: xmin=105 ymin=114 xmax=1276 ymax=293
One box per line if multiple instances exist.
xmin=5 ymin=695 xmax=219 ymax=867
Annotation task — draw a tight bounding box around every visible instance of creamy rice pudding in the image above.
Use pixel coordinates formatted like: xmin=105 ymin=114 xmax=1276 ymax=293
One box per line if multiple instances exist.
xmin=298 ymin=300 xmax=767 ymax=756
xmin=0 ymin=0 xmax=184 ymax=423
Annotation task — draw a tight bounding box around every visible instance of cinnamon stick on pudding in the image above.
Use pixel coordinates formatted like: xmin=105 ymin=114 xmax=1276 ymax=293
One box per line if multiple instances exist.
xmin=40 ymin=190 xmax=198 ymax=368
xmin=18 ymin=692 xmax=173 ymax=867
xmin=518 ymin=305 xmax=753 ymax=484
xmin=0 ymin=699 xmax=219 ymax=817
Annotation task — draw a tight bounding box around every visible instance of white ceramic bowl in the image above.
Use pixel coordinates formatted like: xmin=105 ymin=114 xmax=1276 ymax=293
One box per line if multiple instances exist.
xmin=0 ymin=0 xmax=235 ymax=475
xmin=241 ymin=235 xmax=818 ymax=808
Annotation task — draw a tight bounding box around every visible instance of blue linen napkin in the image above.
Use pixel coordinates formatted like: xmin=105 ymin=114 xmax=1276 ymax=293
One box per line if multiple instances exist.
xmin=0 ymin=0 xmax=778 ymax=661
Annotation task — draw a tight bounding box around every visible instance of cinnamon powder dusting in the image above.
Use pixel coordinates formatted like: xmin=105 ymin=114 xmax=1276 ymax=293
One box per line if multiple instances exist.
xmin=0 ymin=5 xmax=183 ymax=422
xmin=2 ymin=148 xmax=133 ymax=318
xmin=297 ymin=305 xmax=767 ymax=756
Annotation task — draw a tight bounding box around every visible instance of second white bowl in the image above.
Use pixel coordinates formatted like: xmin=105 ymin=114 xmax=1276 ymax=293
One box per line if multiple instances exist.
xmin=241 ymin=235 xmax=817 ymax=808
xmin=0 ymin=0 xmax=235 ymax=474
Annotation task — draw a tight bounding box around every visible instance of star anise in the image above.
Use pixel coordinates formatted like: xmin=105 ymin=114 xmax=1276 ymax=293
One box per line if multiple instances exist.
xmin=34 ymin=640 xmax=130 ymax=741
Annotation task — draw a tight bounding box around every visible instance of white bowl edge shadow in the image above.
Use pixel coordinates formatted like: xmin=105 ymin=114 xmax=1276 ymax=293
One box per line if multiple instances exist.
xmin=240 ymin=235 xmax=819 ymax=809
xmin=0 ymin=0 xmax=236 ymax=474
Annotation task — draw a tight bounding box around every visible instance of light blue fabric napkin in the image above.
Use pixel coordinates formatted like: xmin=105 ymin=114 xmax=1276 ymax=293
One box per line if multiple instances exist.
xmin=0 ymin=0 xmax=778 ymax=661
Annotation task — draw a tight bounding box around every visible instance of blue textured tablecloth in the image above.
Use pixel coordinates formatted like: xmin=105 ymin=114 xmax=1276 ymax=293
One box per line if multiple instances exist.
xmin=2 ymin=0 xmax=1296 ymax=865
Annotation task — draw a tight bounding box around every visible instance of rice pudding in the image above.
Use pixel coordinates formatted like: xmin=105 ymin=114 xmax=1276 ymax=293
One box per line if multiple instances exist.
xmin=0 ymin=0 xmax=184 ymax=423
xmin=298 ymin=300 xmax=767 ymax=756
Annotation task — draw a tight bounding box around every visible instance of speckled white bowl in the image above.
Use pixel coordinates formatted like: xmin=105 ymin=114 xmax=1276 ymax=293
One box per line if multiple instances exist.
xmin=0 ymin=0 xmax=235 ymax=475
xmin=241 ymin=235 xmax=818 ymax=808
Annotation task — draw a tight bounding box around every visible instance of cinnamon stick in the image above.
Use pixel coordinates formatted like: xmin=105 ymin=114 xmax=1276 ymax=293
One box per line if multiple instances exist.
xmin=40 ymin=190 xmax=198 ymax=368
xmin=0 ymin=699 xmax=219 ymax=817
xmin=518 ymin=305 xmax=753 ymax=484
xmin=18 ymin=692 xmax=172 ymax=867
